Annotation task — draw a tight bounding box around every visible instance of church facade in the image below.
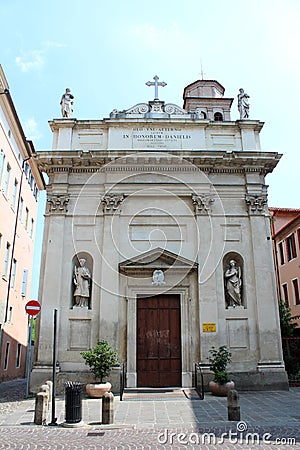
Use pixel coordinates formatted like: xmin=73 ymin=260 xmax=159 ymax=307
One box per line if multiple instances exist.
xmin=31 ymin=79 xmax=288 ymax=391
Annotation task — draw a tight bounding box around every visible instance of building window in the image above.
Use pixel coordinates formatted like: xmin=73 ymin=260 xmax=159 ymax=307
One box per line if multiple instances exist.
xmin=297 ymin=228 xmax=300 ymax=250
xmin=3 ymin=163 xmax=11 ymax=197
xmin=11 ymin=258 xmax=17 ymax=288
xmin=21 ymin=269 xmax=28 ymax=297
xmin=11 ymin=178 xmax=18 ymax=210
xmin=282 ymin=283 xmax=289 ymax=306
xmin=214 ymin=112 xmax=223 ymax=121
xmin=286 ymin=233 xmax=297 ymax=261
xmin=7 ymin=306 xmax=13 ymax=323
xmin=18 ymin=197 xmax=23 ymax=221
xmin=278 ymin=241 xmax=285 ymax=265
xmin=0 ymin=150 xmax=4 ymax=184
xmin=292 ymin=279 xmax=300 ymax=305
xmin=3 ymin=242 xmax=11 ymax=277
xmin=16 ymin=343 xmax=21 ymax=368
xmin=30 ymin=218 xmax=34 ymax=238
xmin=25 ymin=207 xmax=29 ymax=230
xmin=4 ymin=342 xmax=10 ymax=370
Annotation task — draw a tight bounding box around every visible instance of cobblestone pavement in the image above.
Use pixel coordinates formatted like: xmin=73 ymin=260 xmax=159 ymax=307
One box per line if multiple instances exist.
xmin=0 ymin=379 xmax=299 ymax=449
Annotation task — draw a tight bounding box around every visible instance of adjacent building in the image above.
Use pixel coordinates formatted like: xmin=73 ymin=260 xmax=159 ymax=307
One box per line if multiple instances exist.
xmin=270 ymin=207 xmax=300 ymax=330
xmin=0 ymin=66 xmax=45 ymax=381
xmin=31 ymin=78 xmax=288 ymax=392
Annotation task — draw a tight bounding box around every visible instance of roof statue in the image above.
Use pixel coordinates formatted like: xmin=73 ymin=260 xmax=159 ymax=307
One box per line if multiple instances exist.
xmin=237 ymin=88 xmax=250 ymax=119
xmin=60 ymin=88 xmax=74 ymax=118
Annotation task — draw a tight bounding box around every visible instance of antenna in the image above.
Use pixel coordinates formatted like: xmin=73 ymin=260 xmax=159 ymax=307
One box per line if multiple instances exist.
xmin=200 ymin=59 xmax=205 ymax=80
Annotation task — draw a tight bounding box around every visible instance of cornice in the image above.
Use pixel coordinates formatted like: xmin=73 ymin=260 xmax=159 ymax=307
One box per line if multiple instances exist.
xmin=33 ymin=150 xmax=282 ymax=176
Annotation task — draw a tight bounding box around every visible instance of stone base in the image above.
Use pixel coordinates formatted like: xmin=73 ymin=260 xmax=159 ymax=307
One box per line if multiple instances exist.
xmin=202 ymin=370 xmax=289 ymax=391
xmin=30 ymin=365 xmax=121 ymax=395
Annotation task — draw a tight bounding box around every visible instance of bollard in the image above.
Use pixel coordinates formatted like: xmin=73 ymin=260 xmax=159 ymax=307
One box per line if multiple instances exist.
xmin=102 ymin=392 xmax=114 ymax=424
xmin=34 ymin=392 xmax=48 ymax=425
xmin=45 ymin=381 xmax=53 ymax=409
xmin=227 ymin=389 xmax=241 ymax=421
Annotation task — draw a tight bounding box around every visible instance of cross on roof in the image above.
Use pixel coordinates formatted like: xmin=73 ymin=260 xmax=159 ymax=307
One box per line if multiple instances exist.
xmin=145 ymin=75 xmax=167 ymax=100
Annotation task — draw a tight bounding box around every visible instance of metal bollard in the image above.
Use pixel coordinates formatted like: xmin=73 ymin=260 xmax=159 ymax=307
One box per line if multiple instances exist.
xmin=34 ymin=392 xmax=48 ymax=425
xmin=227 ymin=389 xmax=241 ymax=421
xmin=102 ymin=392 xmax=114 ymax=424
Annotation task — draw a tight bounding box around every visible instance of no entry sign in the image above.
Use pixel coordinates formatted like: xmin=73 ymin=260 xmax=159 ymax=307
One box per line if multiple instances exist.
xmin=25 ymin=300 xmax=41 ymax=316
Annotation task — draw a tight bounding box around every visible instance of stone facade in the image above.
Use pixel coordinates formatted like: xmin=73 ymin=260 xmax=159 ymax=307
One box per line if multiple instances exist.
xmin=31 ymin=80 xmax=288 ymax=392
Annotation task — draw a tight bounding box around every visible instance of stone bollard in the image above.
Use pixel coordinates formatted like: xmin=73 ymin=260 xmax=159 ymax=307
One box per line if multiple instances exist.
xmin=227 ymin=389 xmax=241 ymax=421
xmin=102 ymin=392 xmax=114 ymax=424
xmin=45 ymin=381 xmax=53 ymax=401
xmin=34 ymin=392 xmax=48 ymax=425
xmin=45 ymin=381 xmax=53 ymax=409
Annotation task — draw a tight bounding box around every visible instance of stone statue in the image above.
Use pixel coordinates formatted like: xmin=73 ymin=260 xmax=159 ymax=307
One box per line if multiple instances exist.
xmin=60 ymin=88 xmax=74 ymax=118
xmin=224 ymin=259 xmax=242 ymax=307
xmin=73 ymin=258 xmax=91 ymax=307
xmin=152 ymin=269 xmax=166 ymax=286
xmin=237 ymin=88 xmax=250 ymax=119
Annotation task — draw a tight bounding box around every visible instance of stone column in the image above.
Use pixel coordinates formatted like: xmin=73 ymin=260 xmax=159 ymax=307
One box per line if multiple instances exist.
xmin=99 ymin=194 xmax=125 ymax=346
xmin=245 ymin=194 xmax=285 ymax=368
xmin=191 ymin=194 xmax=219 ymax=360
xmin=36 ymin=193 xmax=69 ymax=364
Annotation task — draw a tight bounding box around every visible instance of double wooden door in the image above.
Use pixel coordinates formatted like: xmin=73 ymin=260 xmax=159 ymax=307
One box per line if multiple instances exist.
xmin=137 ymin=294 xmax=181 ymax=387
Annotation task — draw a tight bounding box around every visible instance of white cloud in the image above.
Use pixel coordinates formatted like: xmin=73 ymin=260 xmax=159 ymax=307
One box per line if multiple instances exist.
xmin=15 ymin=50 xmax=44 ymax=72
xmin=15 ymin=41 xmax=66 ymax=73
xmin=127 ymin=22 xmax=191 ymax=53
xmin=23 ymin=118 xmax=42 ymax=141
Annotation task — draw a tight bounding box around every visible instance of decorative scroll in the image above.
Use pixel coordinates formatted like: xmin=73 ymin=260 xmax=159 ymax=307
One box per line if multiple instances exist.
xmin=101 ymin=193 xmax=125 ymax=213
xmin=47 ymin=194 xmax=69 ymax=213
xmin=191 ymin=193 xmax=214 ymax=215
xmin=245 ymin=195 xmax=267 ymax=214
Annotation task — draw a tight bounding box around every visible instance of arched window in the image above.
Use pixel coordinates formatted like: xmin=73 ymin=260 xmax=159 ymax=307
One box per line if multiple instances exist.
xmin=214 ymin=112 xmax=223 ymax=122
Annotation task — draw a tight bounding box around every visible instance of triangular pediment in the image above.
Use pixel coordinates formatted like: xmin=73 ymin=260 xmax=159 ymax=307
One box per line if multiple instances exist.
xmin=119 ymin=247 xmax=197 ymax=274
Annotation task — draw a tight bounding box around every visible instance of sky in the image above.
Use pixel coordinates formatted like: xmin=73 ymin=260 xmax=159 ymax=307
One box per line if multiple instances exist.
xmin=1 ymin=0 xmax=299 ymax=296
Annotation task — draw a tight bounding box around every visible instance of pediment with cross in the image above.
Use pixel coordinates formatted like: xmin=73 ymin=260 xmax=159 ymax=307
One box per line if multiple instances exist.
xmin=110 ymin=74 xmax=191 ymax=119
xmin=119 ymin=247 xmax=198 ymax=276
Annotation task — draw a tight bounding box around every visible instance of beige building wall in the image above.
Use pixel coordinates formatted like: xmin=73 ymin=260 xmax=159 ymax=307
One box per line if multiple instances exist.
xmin=270 ymin=208 xmax=300 ymax=328
xmin=0 ymin=65 xmax=44 ymax=381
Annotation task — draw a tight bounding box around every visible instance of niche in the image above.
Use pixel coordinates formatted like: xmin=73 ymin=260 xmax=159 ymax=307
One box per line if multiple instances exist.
xmin=71 ymin=252 xmax=93 ymax=309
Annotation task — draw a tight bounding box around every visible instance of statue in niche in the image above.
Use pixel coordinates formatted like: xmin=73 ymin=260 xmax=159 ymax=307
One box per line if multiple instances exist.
xmin=152 ymin=269 xmax=166 ymax=286
xmin=73 ymin=258 xmax=91 ymax=308
xmin=237 ymin=88 xmax=250 ymax=119
xmin=224 ymin=259 xmax=243 ymax=308
xmin=60 ymin=88 xmax=74 ymax=118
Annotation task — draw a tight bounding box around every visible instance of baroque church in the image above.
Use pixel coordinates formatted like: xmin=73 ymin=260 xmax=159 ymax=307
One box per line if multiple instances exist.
xmin=31 ymin=78 xmax=288 ymax=391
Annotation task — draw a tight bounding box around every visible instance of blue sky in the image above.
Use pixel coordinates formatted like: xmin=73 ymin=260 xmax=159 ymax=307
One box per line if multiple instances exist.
xmin=1 ymin=0 xmax=299 ymax=295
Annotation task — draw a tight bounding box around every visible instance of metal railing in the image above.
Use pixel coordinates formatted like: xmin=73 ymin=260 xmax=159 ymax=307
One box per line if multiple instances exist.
xmin=194 ymin=363 xmax=204 ymax=400
xmin=120 ymin=362 xmax=126 ymax=401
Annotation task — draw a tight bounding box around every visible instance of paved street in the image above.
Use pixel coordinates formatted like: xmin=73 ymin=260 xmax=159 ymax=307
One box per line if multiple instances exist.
xmin=0 ymin=379 xmax=300 ymax=449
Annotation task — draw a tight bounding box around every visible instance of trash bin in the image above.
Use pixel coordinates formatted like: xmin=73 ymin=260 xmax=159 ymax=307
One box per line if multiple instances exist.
xmin=64 ymin=382 xmax=83 ymax=424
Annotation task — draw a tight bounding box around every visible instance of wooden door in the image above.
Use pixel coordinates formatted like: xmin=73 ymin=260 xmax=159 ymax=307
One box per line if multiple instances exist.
xmin=137 ymin=294 xmax=181 ymax=387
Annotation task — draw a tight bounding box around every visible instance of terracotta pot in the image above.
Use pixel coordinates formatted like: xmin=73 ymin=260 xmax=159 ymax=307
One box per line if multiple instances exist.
xmin=209 ymin=380 xmax=235 ymax=396
xmin=85 ymin=382 xmax=112 ymax=398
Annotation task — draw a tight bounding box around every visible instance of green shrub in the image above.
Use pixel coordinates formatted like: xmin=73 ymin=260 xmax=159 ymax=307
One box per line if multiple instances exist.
xmin=80 ymin=340 xmax=118 ymax=382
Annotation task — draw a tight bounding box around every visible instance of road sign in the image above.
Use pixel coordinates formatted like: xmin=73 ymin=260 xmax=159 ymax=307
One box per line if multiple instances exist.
xmin=25 ymin=300 xmax=41 ymax=316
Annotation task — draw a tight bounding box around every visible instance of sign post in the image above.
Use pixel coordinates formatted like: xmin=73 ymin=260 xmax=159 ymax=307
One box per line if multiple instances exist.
xmin=25 ymin=300 xmax=41 ymax=398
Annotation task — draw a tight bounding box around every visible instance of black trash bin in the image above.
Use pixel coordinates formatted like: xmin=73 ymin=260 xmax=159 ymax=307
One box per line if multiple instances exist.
xmin=64 ymin=382 xmax=83 ymax=424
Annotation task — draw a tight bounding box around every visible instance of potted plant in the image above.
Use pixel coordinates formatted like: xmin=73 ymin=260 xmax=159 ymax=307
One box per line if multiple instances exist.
xmin=208 ymin=345 xmax=234 ymax=396
xmin=80 ymin=340 xmax=119 ymax=398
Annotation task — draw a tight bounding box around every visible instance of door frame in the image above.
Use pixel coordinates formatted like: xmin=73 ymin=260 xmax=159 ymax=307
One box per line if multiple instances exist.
xmin=126 ymin=286 xmax=192 ymax=388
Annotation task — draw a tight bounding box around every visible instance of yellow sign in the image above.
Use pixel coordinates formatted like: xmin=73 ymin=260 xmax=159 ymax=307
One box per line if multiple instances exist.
xmin=202 ymin=323 xmax=216 ymax=332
